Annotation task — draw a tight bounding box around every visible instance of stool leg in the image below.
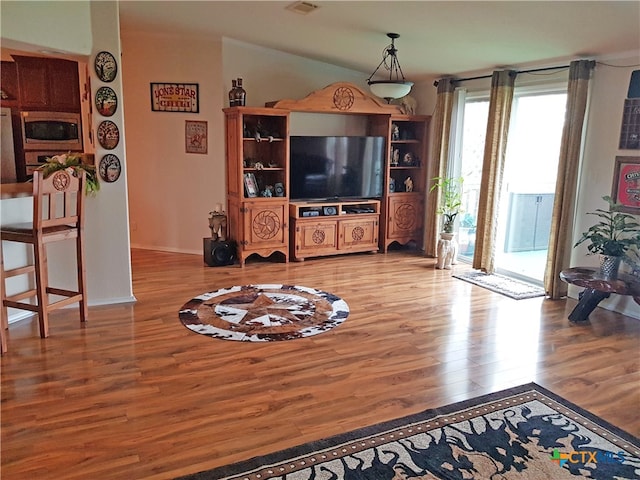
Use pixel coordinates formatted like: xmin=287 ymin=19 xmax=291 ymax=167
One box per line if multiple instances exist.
xmin=0 ymin=241 xmax=8 ymax=354
xmin=33 ymin=238 xmax=49 ymax=338
xmin=76 ymin=231 xmax=88 ymax=323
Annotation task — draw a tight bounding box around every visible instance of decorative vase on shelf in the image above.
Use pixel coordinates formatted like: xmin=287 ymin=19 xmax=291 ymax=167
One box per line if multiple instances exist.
xmin=599 ymin=254 xmax=621 ymax=279
xmin=228 ymin=79 xmax=237 ymax=107
xmin=235 ymin=78 xmax=246 ymax=106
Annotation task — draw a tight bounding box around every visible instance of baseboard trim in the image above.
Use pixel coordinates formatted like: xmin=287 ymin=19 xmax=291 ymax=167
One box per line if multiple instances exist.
xmin=6 ymin=295 xmax=138 ymax=324
xmin=130 ymin=243 xmax=200 ymax=256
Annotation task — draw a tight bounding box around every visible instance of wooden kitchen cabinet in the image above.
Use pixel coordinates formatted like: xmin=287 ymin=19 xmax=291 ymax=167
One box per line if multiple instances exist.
xmin=0 ymin=61 xmax=19 ymax=108
xmin=13 ymin=55 xmax=81 ymax=112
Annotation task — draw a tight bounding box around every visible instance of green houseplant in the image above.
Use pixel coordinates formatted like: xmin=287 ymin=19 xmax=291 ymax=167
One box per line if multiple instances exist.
xmin=573 ymin=195 xmax=640 ymax=276
xmin=38 ymin=153 xmax=99 ymax=195
xmin=430 ymin=176 xmax=463 ymax=233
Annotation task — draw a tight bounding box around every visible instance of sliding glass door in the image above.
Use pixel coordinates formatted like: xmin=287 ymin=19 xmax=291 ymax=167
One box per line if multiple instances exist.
xmin=452 ymin=85 xmax=567 ymax=284
xmin=496 ymin=90 xmax=566 ymax=282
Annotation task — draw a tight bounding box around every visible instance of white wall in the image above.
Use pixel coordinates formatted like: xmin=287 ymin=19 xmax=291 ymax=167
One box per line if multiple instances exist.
xmin=85 ymin=1 xmax=134 ymax=306
xmin=573 ymin=53 xmax=640 ymax=318
xmin=0 ymin=1 xmax=92 ymax=55
xmin=121 ymin=31 xmax=224 ymax=255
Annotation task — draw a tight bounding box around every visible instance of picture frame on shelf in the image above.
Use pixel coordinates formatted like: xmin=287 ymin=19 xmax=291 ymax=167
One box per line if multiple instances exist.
xmin=611 ymin=156 xmax=640 ymax=213
xmin=244 ymin=172 xmax=259 ymax=198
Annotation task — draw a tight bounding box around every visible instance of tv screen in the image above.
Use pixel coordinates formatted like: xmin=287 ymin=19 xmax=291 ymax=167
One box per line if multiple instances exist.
xmin=290 ymin=136 xmax=385 ymax=201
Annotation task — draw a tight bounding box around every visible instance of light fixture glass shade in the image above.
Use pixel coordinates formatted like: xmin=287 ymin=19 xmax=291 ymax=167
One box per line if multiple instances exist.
xmin=367 ymin=33 xmax=413 ymax=102
xmin=368 ymin=80 xmax=413 ymax=100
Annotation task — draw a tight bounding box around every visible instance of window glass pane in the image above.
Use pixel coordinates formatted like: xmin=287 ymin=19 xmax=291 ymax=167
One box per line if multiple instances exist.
xmin=496 ymin=90 xmax=567 ymax=282
xmin=458 ymin=100 xmax=489 ymax=258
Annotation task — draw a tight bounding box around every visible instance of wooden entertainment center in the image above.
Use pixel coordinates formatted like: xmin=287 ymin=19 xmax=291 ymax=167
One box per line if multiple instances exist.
xmin=289 ymin=199 xmax=380 ymax=261
xmin=224 ymin=82 xmax=431 ymax=266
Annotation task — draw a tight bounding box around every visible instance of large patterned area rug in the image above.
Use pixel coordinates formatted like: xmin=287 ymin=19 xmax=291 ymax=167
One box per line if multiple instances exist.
xmin=453 ymin=270 xmax=546 ymax=300
xmin=176 ymin=383 xmax=639 ymax=480
xmin=179 ymin=284 xmax=349 ymax=342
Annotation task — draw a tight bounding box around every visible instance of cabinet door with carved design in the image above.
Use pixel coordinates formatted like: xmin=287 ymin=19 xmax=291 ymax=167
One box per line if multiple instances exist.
xmin=242 ymin=201 xmax=288 ymax=250
xmin=387 ymin=195 xmax=424 ymax=241
xmin=337 ymin=217 xmax=379 ymax=252
xmin=292 ymin=221 xmax=338 ymax=260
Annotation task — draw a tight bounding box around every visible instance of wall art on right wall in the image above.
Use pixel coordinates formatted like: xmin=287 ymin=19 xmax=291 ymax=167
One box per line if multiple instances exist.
xmin=619 ymin=70 xmax=640 ymax=150
xmin=611 ymin=156 xmax=640 ymax=213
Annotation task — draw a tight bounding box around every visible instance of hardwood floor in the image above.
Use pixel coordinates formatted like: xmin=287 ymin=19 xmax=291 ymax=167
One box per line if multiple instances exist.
xmin=2 ymin=248 xmax=639 ymax=479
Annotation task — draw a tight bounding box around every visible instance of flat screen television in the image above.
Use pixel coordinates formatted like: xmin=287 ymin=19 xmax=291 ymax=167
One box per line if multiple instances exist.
xmin=289 ymin=136 xmax=385 ymax=201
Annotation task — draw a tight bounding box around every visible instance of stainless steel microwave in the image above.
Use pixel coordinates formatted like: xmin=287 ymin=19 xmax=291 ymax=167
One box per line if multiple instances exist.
xmin=21 ymin=111 xmax=83 ymax=151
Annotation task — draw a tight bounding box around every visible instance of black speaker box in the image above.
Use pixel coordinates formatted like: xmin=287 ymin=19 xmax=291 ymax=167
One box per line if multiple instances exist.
xmin=203 ymin=238 xmax=236 ymax=266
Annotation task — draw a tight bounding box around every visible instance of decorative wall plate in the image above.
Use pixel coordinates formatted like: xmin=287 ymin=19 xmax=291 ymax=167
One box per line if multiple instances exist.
xmin=95 ymin=86 xmax=117 ymax=117
xmin=94 ymin=51 xmax=117 ymax=82
xmin=97 ymin=120 xmax=119 ymax=150
xmin=99 ymin=154 xmax=121 ymax=183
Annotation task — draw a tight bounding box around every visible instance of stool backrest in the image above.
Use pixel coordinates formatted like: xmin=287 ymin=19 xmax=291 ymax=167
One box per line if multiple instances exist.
xmin=32 ymin=169 xmax=86 ymax=230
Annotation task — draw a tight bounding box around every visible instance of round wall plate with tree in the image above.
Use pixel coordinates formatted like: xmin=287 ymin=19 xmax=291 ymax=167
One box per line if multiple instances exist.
xmin=95 ymin=86 xmax=117 ymax=117
xmin=99 ymin=154 xmax=121 ymax=183
xmin=97 ymin=120 xmax=119 ymax=150
xmin=94 ymin=51 xmax=117 ymax=82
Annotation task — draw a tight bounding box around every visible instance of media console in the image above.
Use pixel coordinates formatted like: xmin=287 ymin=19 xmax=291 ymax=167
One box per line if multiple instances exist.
xmin=224 ymin=82 xmax=431 ymax=266
xmin=289 ymin=200 xmax=380 ymax=261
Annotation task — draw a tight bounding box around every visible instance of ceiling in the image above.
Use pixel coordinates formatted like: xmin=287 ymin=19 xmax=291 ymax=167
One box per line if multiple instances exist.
xmin=118 ymin=1 xmax=640 ymax=82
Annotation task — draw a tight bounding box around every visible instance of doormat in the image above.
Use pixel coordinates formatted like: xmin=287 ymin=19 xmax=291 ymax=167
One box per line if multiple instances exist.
xmin=178 ymin=284 xmax=349 ymax=342
xmin=175 ymin=383 xmax=640 ymax=480
xmin=453 ymin=270 xmax=546 ymax=300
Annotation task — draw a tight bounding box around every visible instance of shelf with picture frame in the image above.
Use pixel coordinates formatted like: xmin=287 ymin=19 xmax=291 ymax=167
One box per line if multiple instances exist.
xmin=224 ymin=107 xmax=290 ymax=265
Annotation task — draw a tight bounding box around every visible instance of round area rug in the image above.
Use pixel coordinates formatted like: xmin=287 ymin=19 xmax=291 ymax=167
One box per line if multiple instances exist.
xmin=178 ymin=284 xmax=349 ymax=342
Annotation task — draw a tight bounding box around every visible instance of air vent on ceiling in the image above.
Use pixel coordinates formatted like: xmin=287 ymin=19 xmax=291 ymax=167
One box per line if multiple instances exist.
xmin=286 ymin=1 xmax=319 ymax=15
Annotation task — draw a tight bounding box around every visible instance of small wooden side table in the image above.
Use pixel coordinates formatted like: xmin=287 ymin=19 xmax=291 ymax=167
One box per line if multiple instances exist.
xmin=560 ymin=267 xmax=640 ymax=322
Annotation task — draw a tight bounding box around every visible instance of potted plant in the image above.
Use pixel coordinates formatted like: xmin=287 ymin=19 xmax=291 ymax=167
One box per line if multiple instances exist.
xmin=38 ymin=153 xmax=99 ymax=195
xmin=573 ymin=195 xmax=640 ymax=277
xmin=430 ymin=176 xmax=463 ymax=269
xmin=430 ymin=176 xmax=463 ymax=233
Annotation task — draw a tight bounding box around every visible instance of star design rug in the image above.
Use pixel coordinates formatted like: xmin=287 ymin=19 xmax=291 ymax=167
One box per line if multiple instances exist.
xmin=179 ymin=284 xmax=349 ymax=341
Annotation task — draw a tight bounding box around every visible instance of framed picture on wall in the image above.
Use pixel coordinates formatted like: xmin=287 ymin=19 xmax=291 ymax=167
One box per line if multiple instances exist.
xmin=185 ymin=120 xmax=207 ymax=154
xmin=611 ymin=156 xmax=640 ymax=213
xmin=150 ymin=83 xmax=199 ymax=113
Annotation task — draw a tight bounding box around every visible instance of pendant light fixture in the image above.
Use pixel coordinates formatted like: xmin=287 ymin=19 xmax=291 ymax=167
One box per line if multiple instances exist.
xmin=367 ymin=33 xmax=413 ymax=103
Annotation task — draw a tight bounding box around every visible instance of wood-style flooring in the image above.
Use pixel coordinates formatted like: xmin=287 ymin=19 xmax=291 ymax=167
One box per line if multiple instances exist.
xmin=2 ymin=248 xmax=639 ymax=479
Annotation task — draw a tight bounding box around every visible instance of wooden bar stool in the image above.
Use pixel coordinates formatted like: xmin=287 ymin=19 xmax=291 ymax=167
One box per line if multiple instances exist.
xmin=1 ymin=168 xmax=88 ymax=347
